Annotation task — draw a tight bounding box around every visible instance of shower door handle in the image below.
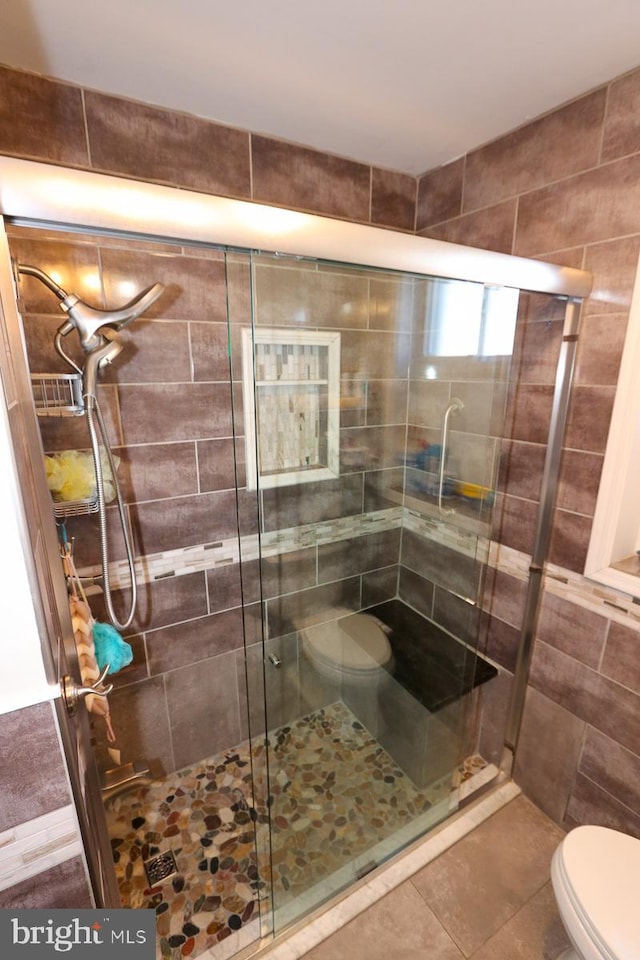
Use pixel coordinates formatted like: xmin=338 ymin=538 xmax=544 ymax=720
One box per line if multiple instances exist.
xmin=438 ymin=398 xmax=464 ymax=515
xmin=61 ymin=664 xmax=113 ymax=716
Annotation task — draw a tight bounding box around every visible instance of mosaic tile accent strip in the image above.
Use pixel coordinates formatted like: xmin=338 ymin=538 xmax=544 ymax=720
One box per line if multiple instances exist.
xmin=0 ymin=805 xmax=82 ymax=892
xmin=81 ymin=508 xmax=402 ymax=590
xmin=105 ymin=701 xmax=459 ymax=960
xmin=492 ymin=542 xmax=640 ymax=634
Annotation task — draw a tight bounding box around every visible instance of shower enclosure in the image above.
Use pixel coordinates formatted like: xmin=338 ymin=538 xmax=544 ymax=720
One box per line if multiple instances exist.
xmin=0 ymin=160 xmax=590 ymax=960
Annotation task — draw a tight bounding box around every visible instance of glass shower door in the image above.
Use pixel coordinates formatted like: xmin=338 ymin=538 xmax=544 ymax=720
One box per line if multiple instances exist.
xmin=234 ymin=252 xmax=519 ymax=933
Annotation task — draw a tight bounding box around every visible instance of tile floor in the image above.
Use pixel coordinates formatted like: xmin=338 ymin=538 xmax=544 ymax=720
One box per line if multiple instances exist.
xmin=298 ymin=795 xmax=572 ymax=960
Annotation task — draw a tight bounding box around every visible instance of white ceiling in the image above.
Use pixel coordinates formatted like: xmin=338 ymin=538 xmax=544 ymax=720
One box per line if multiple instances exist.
xmin=2 ymin=0 xmax=640 ymax=175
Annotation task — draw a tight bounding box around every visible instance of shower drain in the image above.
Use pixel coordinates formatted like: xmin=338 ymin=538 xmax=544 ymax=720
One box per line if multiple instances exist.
xmin=143 ymin=850 xmax=178 ymax=886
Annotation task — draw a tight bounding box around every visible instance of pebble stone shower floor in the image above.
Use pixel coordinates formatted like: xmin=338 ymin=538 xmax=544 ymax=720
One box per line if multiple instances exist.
xmin=105 ymin=702 xmax=485 ymax=960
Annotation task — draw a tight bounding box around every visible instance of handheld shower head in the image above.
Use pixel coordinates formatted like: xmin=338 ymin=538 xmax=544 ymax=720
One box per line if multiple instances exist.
xmin=61 ymin=282 xmax=166 ymax=351
xmin=82 ymin=331 xmax=124 ymax=403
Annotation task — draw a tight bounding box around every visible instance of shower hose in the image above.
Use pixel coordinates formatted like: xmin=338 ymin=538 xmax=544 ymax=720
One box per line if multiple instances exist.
xmin=85 ymin=393 xmax=137 ymax=631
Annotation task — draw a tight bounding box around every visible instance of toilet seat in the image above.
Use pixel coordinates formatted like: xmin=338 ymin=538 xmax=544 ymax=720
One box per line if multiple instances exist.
xmin=300 ymin=612 xmax=392 ymax=680
xmin=552 ymin=826 xmax=640 ymax=960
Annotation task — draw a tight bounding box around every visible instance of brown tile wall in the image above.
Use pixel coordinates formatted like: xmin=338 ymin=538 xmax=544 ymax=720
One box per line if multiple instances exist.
xmin=0 ymin=65 xmax=416 ymax=232
xmin=417 ymin=64 xmax=640 ymax=834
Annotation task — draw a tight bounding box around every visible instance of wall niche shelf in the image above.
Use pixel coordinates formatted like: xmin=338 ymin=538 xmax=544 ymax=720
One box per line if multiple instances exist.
xmin=242 ymin=328 xmax=340 ymax=489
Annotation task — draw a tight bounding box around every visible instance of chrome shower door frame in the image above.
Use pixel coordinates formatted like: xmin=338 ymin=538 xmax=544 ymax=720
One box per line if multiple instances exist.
xmin=0 ymin=156 xmax=592 ymax=917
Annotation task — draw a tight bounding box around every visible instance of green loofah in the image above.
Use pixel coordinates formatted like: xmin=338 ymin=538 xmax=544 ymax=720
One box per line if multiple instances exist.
xmin=93 ymin=621 xmax=133 ymax=675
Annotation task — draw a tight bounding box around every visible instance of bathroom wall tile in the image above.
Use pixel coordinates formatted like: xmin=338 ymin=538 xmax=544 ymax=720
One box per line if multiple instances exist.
xmin=371 ymin=167 xmax=416 ymax=231
xmin=601 ymin=67 xmax=640 ymax=162
xmin=341 ymin=329 xmax=411 ymax=380
xmin=364 ymin=466 xmax=404 ymax=511
xmin=146 ymin=609 xmax=249 ymax=674
xmin=469 ymin=881 xmax=569 ymax=960
xmin=95 ymin=675 xmax=174 ymax=775
xmin=318 ymin=529 xmax=401 ymax=582
xmin=60 ymin=503 xmax=127 ymax=568
xmin=100 ymin=248 xmax=228 ymax=324
xmin=510 ymin=316 xmax=563 ymax=386
xmin=449 ymin=380 xmax=508 ymax=437
xmin=398 ymin=567 xmax=435 ymax=620
xmin=579 ymin=726 xmax=640 ymax=818
xmin=411 ymin=795 xmax=563 ymax=957
xmin=0 ymin=857 xmax=92 ymax=909
xmin=491 ymin=493 xmax=538 ymax=557
xmin=251 ymin=135 xmax=371 ymax=221
xmin=112 ymin=441 xmax=199 ymax=503
xmin=206 ymin=562 xmax=244 ymax=612
xmin=401 ymin=530 xmax=482 ymax=602
xmin=483 ymin=568 xmax=527 ymax=628
xmin=503 ymin=384 xmax=553 ymax=444
xmin=547 ymin=507 xmax=592 ymax=573
xmin=566 ymin=772 xmax=640 ymax=839
xmin=574 ymin=313 xmax=627 ymax=386
xmin=99 ymin=321 xmax=191 ymax=384
xmin=479 ymin=612 xmax=520 ymax=673
xmin=556 ymin=448 xmax=603 ymax=516
xmin=261 ymin=474 xmax=363 ymax=531
xmin=198 ymin=437 xmax=246 ymax=491
xmin=583 ymin=235 xmax=640 ymax=315
xmin=340 ymin=424 xmax=407 ymax=473
xmin=368 ymin=276 xmax=420 ymax=333
xmin=536 ymin=590 xmax=607 ymax=668
xmin=21 ymin=313 xmax=84 ymax=376
xmin=165 ymin=653 xmax=242 ymax=768
xmin=407 ymin=379 xmax=452 ymax=429
xmin=118 ymin=383 xmax=233 ymax=444
xmin=564 ymin=385 xmax=615 ymax=454
xmin=530 ymin=640 xmax=640 ymax=757
xmin=363 ymin=380 xmax=408 ymax=427
xmin=514 ymin=686 xmax=586 ymax=825
xmin=418 ymin=199 xmax=517 ymax=254
xmin=303 ymin=881 xmax=463 ymax=960
xmin=432 ymin=587 xmax=480 ymax=648
xmin=259 ymin=548 xmax=318 ymax=598
xmin=0 ymin=66 xmax=89 ymax=166
xmin=463 ymin=89 xmax=606 ymax=212
xmin=416 ymin=158 xmax=464 ymax=230
xmin=130 ymin=489 xmax=247 ymax=554
xmin=515 ymin=154 xmax=640 ymax=257
xmin=0 ymin=702 xmax=71 ymax=832
xmin=85 ymin=91 xmax=251 ymax=197
xmin=190 ymin=322 xmax=232 ymax=382
xmin=362 ymin=565 xmax=398 ymax=607
xmin=253 ymin=263 xmax=369 ymax=330
xmin=601 ymin=620 xmax=640 ymax=693
xmin=110 ymin=571 xmax=208 ymax=633
xmin=266 ymin=577 xmax=361 ymax=638
xmin=497 ymin=440 xmax=545 ymax=501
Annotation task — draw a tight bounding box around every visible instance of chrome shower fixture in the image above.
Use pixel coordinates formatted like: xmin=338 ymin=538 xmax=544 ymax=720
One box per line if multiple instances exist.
xmin=16 ymin=262 xmax=165 ymax=351
xmin=17 ymin=260 xmax=165 ymax=632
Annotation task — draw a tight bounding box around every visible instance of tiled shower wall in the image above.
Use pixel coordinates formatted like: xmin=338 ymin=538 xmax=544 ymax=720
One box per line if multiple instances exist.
xmin=417 ymin=67 xmax=640 ymax=834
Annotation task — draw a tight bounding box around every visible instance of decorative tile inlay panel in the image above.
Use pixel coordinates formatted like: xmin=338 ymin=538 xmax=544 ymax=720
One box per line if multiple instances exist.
xmin=0 ymin=806 xmax=82 ymax=892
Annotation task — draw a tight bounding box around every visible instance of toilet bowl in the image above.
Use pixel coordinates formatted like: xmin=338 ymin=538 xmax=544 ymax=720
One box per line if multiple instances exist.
xmin=551 ymin=825 xmax=640 ymax=960
xmin=299 ymin=610 xmax=393 ymax=687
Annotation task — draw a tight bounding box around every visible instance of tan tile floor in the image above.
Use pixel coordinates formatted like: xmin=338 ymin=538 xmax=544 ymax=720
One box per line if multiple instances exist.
xmin=299 ymin=795 xmax=573 ymax=960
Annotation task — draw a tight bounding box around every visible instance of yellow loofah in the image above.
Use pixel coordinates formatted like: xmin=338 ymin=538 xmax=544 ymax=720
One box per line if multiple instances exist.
xmin=45 ymin=449 xmax=120 ymax=503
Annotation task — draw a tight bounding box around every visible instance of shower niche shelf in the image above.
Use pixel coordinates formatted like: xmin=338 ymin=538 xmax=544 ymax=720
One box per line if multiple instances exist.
xmin=242 ymin=328 xmax=340 ymax=489
xmin=31 ymin=372 xmax=84 ymax=417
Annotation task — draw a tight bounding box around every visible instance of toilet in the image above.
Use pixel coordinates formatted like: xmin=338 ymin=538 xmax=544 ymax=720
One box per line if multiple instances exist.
xmin=551 ymin=825 xmax=640 ymax=960
xmin=299 ymin=610 xmax=393 ymax=687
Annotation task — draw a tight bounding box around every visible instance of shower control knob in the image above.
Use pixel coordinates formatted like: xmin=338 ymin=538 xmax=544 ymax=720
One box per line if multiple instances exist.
xmin=61 ymin=664 xmax=113 ymax=715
